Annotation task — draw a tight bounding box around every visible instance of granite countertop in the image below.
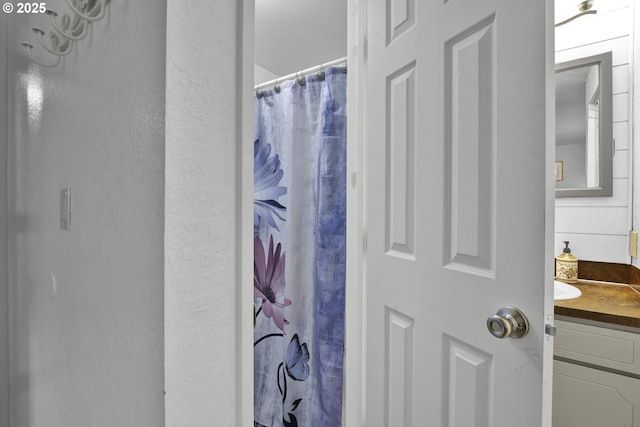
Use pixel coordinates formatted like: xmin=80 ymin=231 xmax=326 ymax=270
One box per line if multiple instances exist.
xmin=554 ymin=280 xmax=640 ymax=328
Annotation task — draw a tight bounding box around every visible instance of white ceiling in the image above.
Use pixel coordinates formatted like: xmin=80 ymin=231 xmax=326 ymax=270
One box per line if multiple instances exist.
xmin=254 ymin=0 xmax=594 ymax=76
xmin=255 ymin=0 xmax=348 ymax=76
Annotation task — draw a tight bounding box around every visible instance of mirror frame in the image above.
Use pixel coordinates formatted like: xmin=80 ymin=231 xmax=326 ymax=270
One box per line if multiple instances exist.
xmin=555 ymin=51 xmax=613 ymax=197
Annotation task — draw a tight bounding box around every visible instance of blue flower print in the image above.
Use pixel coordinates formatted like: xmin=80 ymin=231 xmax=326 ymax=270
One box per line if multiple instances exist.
xmin=254 ymin=139 xmax=287 ymax=233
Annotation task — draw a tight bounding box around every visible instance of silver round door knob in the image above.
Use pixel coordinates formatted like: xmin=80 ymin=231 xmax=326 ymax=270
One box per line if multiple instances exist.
xmin=487 ymin=306 xmax=529 ymax=339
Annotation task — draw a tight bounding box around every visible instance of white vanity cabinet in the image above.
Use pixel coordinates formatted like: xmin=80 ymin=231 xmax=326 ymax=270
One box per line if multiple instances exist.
xmin=553 ymin=319 xmax=640 ymax=427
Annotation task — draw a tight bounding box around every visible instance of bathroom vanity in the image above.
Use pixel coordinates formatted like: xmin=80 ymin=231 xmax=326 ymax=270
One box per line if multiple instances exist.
xmin=553 ymin=281 xmax=640 ymax=426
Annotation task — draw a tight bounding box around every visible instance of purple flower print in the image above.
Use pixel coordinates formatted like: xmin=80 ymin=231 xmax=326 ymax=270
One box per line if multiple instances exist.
xmin=254 ymin=236 xmax=291 ymax=331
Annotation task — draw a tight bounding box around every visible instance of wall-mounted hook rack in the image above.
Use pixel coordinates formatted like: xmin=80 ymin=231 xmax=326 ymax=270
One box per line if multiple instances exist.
xmin=21 ymin=0 xmax=112 ymax=67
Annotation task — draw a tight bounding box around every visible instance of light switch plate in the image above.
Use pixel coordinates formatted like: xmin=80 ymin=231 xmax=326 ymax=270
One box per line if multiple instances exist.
xmin=60 ymin=188 xmax=71 ymax=230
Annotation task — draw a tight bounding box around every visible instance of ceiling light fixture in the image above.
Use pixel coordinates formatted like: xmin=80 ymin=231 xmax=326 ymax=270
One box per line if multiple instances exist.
xmin=555 ymin=0 xmax=597 ymax=28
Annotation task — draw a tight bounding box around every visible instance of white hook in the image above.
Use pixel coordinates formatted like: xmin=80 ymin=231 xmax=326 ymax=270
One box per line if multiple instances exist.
xmin=21 ymin=42 xmax=61 ymax=67
xmin=47 ymin=9 xmax=89 ymax=41
xmin=66 ymin=0 xmax=106 ymax=22
xmin=33 ymin=27 xmax=74 ymax=56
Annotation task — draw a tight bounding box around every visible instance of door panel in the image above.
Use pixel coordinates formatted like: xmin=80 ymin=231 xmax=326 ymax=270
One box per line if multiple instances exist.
xmin=364 ymin=0 xmax=551 ymax=425
xmin=387 ymin=0 xmax=416 ymax=46
xmin=445 ymin=336 xmax=493 ymax=427
xmin=387 ymin=63 xmax=417 ymax=258
xmin=386 ymin=307 xmax=415 ymax=426
xmin=445 ymin=18 xmax=494 ymax=275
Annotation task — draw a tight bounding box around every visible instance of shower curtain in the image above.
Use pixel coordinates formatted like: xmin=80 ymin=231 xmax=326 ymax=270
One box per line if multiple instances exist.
xmin=253 ymin=67 xmax=347 ymax=427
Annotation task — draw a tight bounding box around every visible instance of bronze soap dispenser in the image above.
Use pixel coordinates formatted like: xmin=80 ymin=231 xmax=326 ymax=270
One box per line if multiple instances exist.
xmin=555 ymin=241 xmax=578 ymax=283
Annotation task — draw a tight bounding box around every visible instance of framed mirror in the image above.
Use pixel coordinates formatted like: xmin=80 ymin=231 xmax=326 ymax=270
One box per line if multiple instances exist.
xmin=555 ymin=51 xmax=612 ymax=197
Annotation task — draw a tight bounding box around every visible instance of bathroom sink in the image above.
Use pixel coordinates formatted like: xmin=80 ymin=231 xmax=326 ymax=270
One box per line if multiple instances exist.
xmin=554 ymin=280 xmax=582 ymax=301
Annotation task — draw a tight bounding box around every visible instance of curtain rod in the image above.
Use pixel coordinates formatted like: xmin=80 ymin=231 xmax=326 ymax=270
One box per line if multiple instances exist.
xmin=254 ymin=56 xmax=347 ymax=91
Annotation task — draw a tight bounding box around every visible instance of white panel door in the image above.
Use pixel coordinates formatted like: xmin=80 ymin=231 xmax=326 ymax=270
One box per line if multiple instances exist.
xmin=363 ymin=0 xmax=552 ymax=426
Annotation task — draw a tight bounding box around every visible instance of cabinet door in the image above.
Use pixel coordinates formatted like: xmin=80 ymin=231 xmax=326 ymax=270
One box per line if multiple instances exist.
xmin=553 ymin=360 xmax=640 ymax=427
xmin=555 ymin=319 xmax=640 ymax=375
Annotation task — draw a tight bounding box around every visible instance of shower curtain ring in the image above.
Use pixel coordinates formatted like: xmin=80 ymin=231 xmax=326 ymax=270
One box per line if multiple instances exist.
xmin=296 ymin=71 xmax=306 ymax=86
xmin=317 ymin=63 xmax=326 ymax=81
xmin=274 ymin=77 xmax=281 ymax=93
xmin=317 ymin=70 xmax=325 ymax=81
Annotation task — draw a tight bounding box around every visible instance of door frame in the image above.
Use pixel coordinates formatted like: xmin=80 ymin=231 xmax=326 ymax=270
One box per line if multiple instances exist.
xmin=240 ymin=0 xmax=400 ymax=422
xmin=543 ymin=1 xmax=557 ymax=424
xmin=342 ymin=0 xmax=366 ymax=424
xmin=239 ymin=0 xmax=368 ymax=424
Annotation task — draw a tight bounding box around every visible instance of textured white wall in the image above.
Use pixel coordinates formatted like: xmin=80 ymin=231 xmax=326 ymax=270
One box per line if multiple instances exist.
xmin=0 ymin=12 xmax=9 ymax=427
xmin=6 ymin=0 xmax=166 ymax=425
xmin=165 ymin=1 xmax=253 ymax=425
xmin=554 ymin=0 xmax=633 ymax=263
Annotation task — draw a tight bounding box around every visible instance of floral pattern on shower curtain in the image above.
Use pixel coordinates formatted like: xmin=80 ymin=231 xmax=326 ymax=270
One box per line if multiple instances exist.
xmin=253 ymin=67 xmax=347 ymax=427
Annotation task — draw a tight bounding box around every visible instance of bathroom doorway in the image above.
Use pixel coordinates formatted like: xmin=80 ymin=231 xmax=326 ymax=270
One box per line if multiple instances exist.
xmin=248 ymin=1 xmax=553 ymax=425
xmin=253 ymin=2 xmax=348 ymax=425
